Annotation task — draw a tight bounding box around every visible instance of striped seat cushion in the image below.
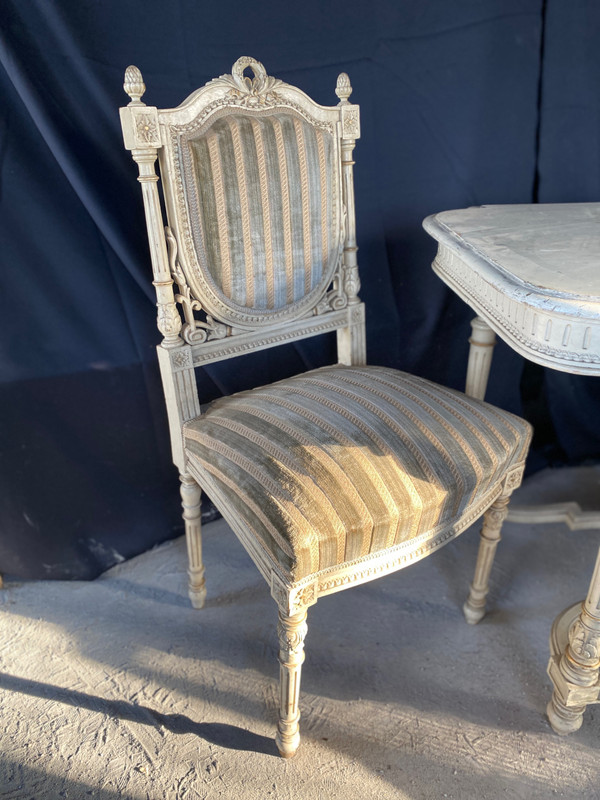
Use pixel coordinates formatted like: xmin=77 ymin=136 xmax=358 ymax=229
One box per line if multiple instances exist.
xmin=189 ymin=113 xmax=339 ymax=309
xmin=184 ymin=365 xmax=531 ymax=581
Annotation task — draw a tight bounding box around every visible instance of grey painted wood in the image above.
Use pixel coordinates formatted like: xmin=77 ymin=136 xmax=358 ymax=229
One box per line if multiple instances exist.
xmin=424 ymin=203 xmax=600 ymax=376
xmin=424 ymin=202 xmax=600 ymax=736
xmin=119 ymin=60 xmax=531 ymax=757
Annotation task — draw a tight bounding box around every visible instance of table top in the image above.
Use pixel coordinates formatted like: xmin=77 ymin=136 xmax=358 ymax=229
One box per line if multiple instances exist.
xmin=423 ymin=203 xmax=600 ymax=374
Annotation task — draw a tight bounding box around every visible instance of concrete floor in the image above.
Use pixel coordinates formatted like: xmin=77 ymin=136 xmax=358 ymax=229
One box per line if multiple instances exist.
xmin=1 ymin=466 xmax=599 ymax=800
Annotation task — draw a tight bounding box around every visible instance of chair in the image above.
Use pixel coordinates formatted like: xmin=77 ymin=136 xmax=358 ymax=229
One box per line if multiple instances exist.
xmin=119 ymin=57 xmax=532 ymax=757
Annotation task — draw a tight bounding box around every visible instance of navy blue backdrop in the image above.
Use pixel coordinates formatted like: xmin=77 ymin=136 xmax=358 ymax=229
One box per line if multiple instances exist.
xmin=1 ymin=0 xmax=599 ymax=579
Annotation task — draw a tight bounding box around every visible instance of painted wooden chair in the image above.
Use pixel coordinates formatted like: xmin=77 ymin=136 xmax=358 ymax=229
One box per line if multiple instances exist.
xmin=119 ymin=57 xmax=532 ymax=757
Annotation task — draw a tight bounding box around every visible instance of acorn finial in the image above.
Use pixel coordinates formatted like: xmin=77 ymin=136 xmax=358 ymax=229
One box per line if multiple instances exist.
xmin=124 ymin=65 xmax=146 ymax=105
xmin=335 ymin=72 xmax=352 ymax=104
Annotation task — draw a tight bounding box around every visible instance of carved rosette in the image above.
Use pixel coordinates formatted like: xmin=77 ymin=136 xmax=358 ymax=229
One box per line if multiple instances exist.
xmin=298 ymin=584 xmax=315 ymax=605
xmin=341 ymin=106 xmax=360 ymax=139
xmin=171 ymin=349 xmax=193 ymax=370
xmin=271 ymin=574 xmax=318 ymax=615
xmin=503 ymin=467 xmax=525 ymax=495
xmin=134 ymin=113 xmax=160 ymax=144
xmin=124 ymin=106 xmax=161 ymax=149
xmin=350 ymin=304 xmax=365 ymax=324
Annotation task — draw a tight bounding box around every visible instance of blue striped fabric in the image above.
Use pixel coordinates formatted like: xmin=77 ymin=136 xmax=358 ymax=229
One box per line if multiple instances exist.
xmin=184 ymin=365 xmax=532 ymax=581
xmin=188 ymin=112 xmax=338 ymax=310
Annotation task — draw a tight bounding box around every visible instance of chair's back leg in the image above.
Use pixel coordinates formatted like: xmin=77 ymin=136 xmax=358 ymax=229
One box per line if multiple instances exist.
xmin=180 ymin=472 xmax=206 ymax=609
xmin=463 ymin=494 xmax=511 ymax=624
xmin=276 ymin=607 xmax=308 ymax=758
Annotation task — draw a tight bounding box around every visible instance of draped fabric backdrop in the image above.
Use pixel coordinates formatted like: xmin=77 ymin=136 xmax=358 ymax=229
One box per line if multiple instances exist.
xmin=1 ymin=0 xmax=599 ymax=579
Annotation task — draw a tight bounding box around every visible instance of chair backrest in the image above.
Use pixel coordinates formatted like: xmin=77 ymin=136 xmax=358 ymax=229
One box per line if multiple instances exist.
xmin=120 ymin=57 xmax=364 ymax=468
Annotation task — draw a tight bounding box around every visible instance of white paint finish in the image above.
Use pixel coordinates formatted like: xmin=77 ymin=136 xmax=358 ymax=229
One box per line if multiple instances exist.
xmin=120 ymin=59 xmax=531 ymax=757
xmin=465 ymin=316 xmax=496 ymax=401
xmin=2 ymin=472 xmax=600 ymax=798
xmin=424 ymin=202 xmax=600 ymax=736
xmin=507 ymin=502 xmax=600 ymax=530
xmin=547 ymin=548 xmax=600 ymax=735
xmin=428 ymin=203 xmax=600 ymax=300
xmin=463 ymin=496 xmax=510 ymax=625
xmin=423 ymin=205 xmax=600 ymax=375
xmin=180 ymin=473 xmax=206 ymax=609
xmin=156 ymin=64 xmax=350 ymax=331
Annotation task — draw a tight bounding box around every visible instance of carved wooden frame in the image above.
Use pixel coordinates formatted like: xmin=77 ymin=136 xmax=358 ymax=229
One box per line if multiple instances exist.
xmin=120 ymin=57 xmax=365 ymax=472
xmin=159 ymin=87 xmax=345 ymax=330
xmin=428 ymin=240 xmax=600 ymax=376
xmin=120 ymin=59 xmax=528 ymax=757
xmin=188 ymin=459 xmax=525 ymax=617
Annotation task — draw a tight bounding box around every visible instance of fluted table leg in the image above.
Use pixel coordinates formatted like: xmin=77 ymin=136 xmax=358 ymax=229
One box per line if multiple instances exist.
xmin=465 ymin=316 xmax=496 ymax=401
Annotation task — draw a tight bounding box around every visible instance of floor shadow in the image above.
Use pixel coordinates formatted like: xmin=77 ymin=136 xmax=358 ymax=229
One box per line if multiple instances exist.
xmin=103 ymin=577 xmax=192 ymax=608
xmin=0 ymin=672 xmax=278 ymax=757
xmin=0 ymin=758 xmax=134 ymax=800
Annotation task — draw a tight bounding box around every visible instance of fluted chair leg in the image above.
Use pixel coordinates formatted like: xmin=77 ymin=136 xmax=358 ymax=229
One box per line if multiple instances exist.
xmin=464 ymin=495 xmax=511 ymax=624
xmin=276 ymin=608 xmax=308 ymax=758
xmin=179 ymin=473 xmax=206 ymax=609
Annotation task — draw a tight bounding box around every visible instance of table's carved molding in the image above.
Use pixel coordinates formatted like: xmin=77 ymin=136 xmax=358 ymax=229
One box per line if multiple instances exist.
xmin=432 ymin=247 xmax=600 ymax=374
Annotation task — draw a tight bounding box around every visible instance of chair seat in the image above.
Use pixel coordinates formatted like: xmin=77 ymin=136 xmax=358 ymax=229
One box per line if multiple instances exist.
xmin=184 ymin=365 xmax=531 ymax=581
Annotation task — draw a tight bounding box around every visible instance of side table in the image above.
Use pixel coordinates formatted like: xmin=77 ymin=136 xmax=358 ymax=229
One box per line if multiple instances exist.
xmin=423 ymin=202 xmax=600 ymax=734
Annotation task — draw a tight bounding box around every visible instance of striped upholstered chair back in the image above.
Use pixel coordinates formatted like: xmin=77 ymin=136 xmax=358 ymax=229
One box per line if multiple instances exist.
xmin=187 ymin=111 xmax=340 ymax=312
xmin=121 ymin=56 xmax=361 ymax=342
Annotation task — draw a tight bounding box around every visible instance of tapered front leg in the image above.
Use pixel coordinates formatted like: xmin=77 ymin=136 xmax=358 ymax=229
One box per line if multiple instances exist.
xmin=276 ymin=608 xmax=308 ymax=758
xmin=179 ymin=473 xmax=206 ymax=609
xmin=464 ymin=495 xmax=510 ymax=624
